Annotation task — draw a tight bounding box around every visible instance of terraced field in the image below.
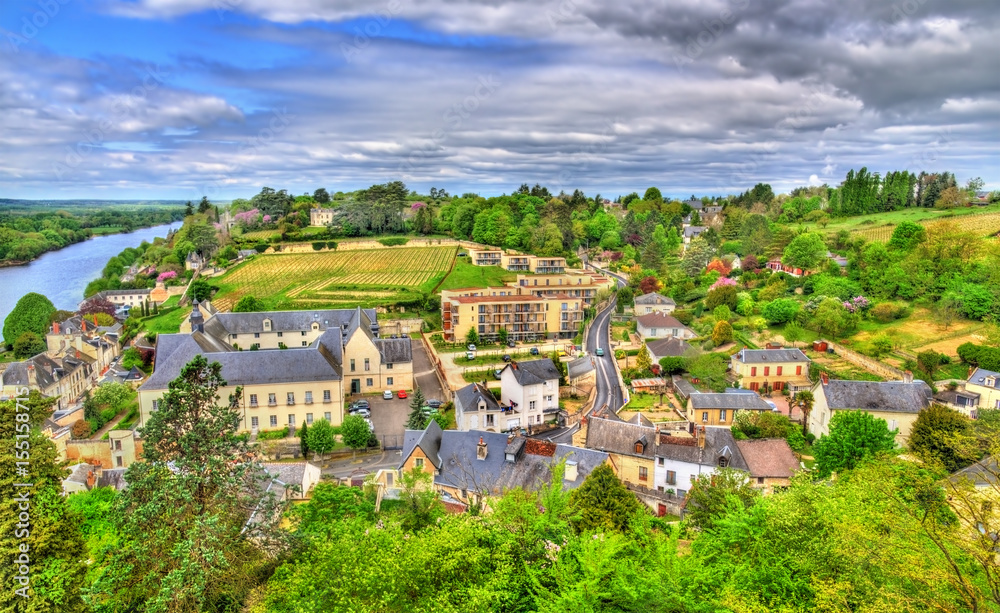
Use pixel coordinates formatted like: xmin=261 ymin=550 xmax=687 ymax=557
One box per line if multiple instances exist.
xmin=212 ymin=246 xmax=456 ymax=310
xmin=851 ymin=210 xmax=1000 ymax=243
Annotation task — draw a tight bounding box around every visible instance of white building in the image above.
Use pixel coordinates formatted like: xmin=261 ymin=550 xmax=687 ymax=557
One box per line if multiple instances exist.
xmin=498 ymin=358 xmax=561 ymax=428
xmin=653 ymin=427 xmax=747 ymax=499
xmin=636 ymin=313 xmax=696 ymax=340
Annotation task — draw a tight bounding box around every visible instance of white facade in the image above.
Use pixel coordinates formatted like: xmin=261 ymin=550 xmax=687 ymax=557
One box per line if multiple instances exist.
xmin=652 ymin=455 xmax=716 ymax=499
xmin=499 ymin=369 xmax=558 ymax=427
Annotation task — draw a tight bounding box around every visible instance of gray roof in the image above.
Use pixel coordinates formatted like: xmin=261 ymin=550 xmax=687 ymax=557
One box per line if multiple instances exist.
xmin=65 ymin=464 xmax=91 ymax=485
xmin=374 ymin=337 xmax=412 ymax=364
xmin=628 ymin=413 xmax=655 ymax=428
xmin=690 ymin=392 xmax=772 ymax=411
xmin=672 ymin=375 xmax=697 ymax=399
xmin=734 ymin=348 xmax=810 ymax=364
xmin=646 ymin=337 xmax=693 ymax=359
xmin=400 ymin=419 xmax=444 ymax=469
xmin=683 ymin=225 xmax=706 ymax=238
xmin=263 ymin=462 xmax=312 ymax=490
xmin=503 ymin=358 xmax=560 ymax=386
xmin=567 ymin=356 xmax=595 ymax=380
xmin=703 ymin=206 xmax=723 ymax=214
xmin=685 ymin=199 xmax=704 ymax=210
xmin=585 ymin=416 xmax=656 ymax=459
xmin=634 ymin=292 xmax=676 ymax=306
xmin=821 ymin=380 xmax=933 ymax=413
xmin=968 ymin=368 xmax=1000 ymax=390
xmin=98 ymin=288 xmax=150 ymax=297
xmin=951 ymin=456 xmax=999 ymax=487
xmin=655 ymin=428 xmax=748 ymax=471
xmin=97 ymin=468 xmax=128 ymax=491
xmin=205 ymin=308 xmax=377 ymax=336
xmin=454 ymin=382 xmax=501 ymax=415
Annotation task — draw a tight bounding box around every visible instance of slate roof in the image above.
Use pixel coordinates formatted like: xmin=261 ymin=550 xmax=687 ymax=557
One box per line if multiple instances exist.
xmin=646 ymin=337 xmax=693 ymax=359
xmin=683 ymin=226 xmax=707 ymax=238
xmin=374 ymin=337 xmax=411 ymax=364
xmin=655 ymin=428 xmax=749 ymax=471
xmin=65 ymin=464 xmax=91 ymax=485
xmin=454 ymin=382 xmax=502 ymax=414
xmin=567 ymin=356 xmax=595 ymax=380
xmin=968 ymin=368 xmax=1000 ymax=390
xmin=734 ymin=348 xmax=810 ymax=364
xmin=735 ymin=439 xmax=800 ymax=478
xmin=628 ymin=413 xmax=655 ymax=428
xmin=636 ymin=312 xmax=689 ymax=330
xmin=263 ymin=463 xmax=311 ymax=492
xmin=97 ymin=468 xmax=128 ymax=491
xmin=672 ymin=375 xmax=697 ymax=399
xmin=821 ymin=380 xmax=933 ymax=413
xmin=951 ymin=456 xmax=999 ymax=487
xmin=503 ymin=358 xmax=561 ymax=386
xmin=685 ymin=199 xmax=704 ymax=210
xmin=400 ymin=419 xmax=444 ymax=470
xmin=206 ymin=308 xmax=377 ymax=336
xmin=690 ymin=392 xmax=772 ymax=411
xmin=634 ymin=292 xmax=676 ymax=306
xmin=585 ymin=416 xmax=656 ymax=459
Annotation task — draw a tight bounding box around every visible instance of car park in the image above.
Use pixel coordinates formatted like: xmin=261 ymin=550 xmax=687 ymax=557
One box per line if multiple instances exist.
xmin=397 ymin=390 xmax=408 ymax=399
xmin=530 ymin=347 xmax=540 ymax=355
xmin=382 ymin=390 xmax=393 ymax=400
xmin=426 ymin=399 xmax=443 ymax=409
xmin=350 ymin=399 xmax=370 ymax=411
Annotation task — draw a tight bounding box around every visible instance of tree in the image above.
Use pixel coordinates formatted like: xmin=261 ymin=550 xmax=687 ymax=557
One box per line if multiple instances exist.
xmin=658 ymin=356 xmax=686 ymax=375
xmin=887 ymin=221 xmax=926 ymax=252
xmin=870 ymin=333 xmax=893 ymax=358
xmin=713 ymin=305 xmax=732 ymax=322
xmin=686 ymin=353 xmax=729 ymax=392
xmin=761 ymin=298 xmax=800 ymax=324
xmin=909 ymin=404 xmax=978 ymax=472
xmin=684 ymin=466 xmax=759 ymax=531
xmin=794 ymin=389 xmax=814 ymax=437
xmin=643 ymin=187 xmax=663 ymax=203
xmin=80 ymin=296 xmax=117 ymax=317
xmin=567 ymin=463 xmax=642 ymax=534
xmin=233 ymin=295 xmax=266 ymax=312
xmin=916 ymin=350 xmax=941 ymax=381
xmin=12 ymin=330 xmax=46 ymax=358
xmin=813 ymin=411 xmax=897 ymax=478
xmin=705 ymin=285 xmax=738 ymax=311
xmin=189 ymin=278 xmax=212 ymax=302
xmin=72 ymin=418 xmax=92 ymax=438
xmin=120 ymin=346 xmax=145 ymax=370
xmin=313 ymin=188 xmax=331 ymax=204
xmin=399 ymin=467 xmax=443 ymax=532
xmin=465 ymin=327 xmax=479 ymax=347
xmin=339 ymin=416 xmax=370 ymax=459
xmin=497 ymin=327 xmax=509 ymax=345
xmin=781 ymin=232 xmax=826 ymax=270
xmin=0 ymin=392 xmax=88 ymax=610
xmin=198 ymin=196 xmax=211 ymax=214
xmin=638 ymin=276 xmax=660 ymax=295
xmin=92 ymin=355 xmax=288 ymax=612
xmin=934 ymin=186 xmax=966 ymax=209
xmin=636 ymin=342 xmax=652 ymax=372
xmin=681 ymin=237 xmax=713 ymax=276
xmin=812 ymin=297 xmax=852 ymax=339
xmin=616 ymin=286 xmax=634 ymax=314
xmin=782 ymin=322 xmax=804 ymax=347
xmin=306 ymin=419 xmax=337 ymax=460
xmin=3 ymin=292 xmax=55 ymax=349
xmin=711 ymin=320 xmax=734 ymax=345
xmin=406 ymin=388 xmax=428 ymax=430
xmin=184 ymin=200 xmax=194 ymax=216
xmin=299 ymin=421 xmax=310 ymax=457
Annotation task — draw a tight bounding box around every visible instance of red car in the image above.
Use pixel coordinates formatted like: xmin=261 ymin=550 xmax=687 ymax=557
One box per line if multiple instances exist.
xmin=397 ymin=390 xmax=408 ymax=399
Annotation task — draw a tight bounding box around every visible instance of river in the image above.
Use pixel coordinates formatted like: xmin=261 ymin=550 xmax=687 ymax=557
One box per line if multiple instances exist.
xmin=0 ymin=223 xmax=179 ymax=321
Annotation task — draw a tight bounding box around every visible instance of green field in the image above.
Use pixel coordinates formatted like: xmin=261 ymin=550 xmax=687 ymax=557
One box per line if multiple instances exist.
xmin=796 ymin=203 xmax=1000 ymax=241
xmin=439 ymin=258 xmax=517 ymax=291
xmin=211 ymin=246 xmax=457 ymax=310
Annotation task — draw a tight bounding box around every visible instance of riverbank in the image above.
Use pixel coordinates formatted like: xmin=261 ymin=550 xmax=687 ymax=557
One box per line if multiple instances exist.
xmin=0 ymin=224 xmax=171 ymax=269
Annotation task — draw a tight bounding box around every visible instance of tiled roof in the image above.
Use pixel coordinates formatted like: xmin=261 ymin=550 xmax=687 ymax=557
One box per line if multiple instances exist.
xmin=682 ymin=226 xmax=706 ymax=237
xmin=733 ymin=348 xmax=810 ymax=364
xmin=452 ymin=294 xmax=543 ymax=304
xmin=735 ymin=439 xmax=800 ymax=478
xmin=636 ymin=313 xmax=689 ymax=330
xmin=375 ymin=337 xmax=412 ymax=364
xmin=454 ymin=382 xmax=501 ymax=414
xmin=646 ymin=337 xmax=693 ymax=358
xmin=503 ymin=358 xmax=561 ymax=387
xmin=655 ymin=428 xmax=748 ymax=470
xmin=822 ymin=380 xmax=932 ymax=413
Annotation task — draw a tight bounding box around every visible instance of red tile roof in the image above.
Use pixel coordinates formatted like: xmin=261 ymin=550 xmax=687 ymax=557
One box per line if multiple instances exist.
xmin=734 ymin=439 xmax=800 ymax=478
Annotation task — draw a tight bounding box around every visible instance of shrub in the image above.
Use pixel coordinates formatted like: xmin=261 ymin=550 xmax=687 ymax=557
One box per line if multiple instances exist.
xmin=761 ymin=299 xmax=800 ymax=325
xmin=705 ymin=285 xmax=738 ymax=311
xmin=871 ymin=302 xmax=904 ymax=323
xmin=326 ymin=241 xmax=338 ymax=250
xmin=711 ymin=320 xmax=734 ymax=345
xmin=72 ymin=419 xmax=92 ymax=439
xmin=257 ymin=427 xmax=289 ymax=440
xmin=312 ymin=242 xmax=325 ymax=251
xmin=378 ymin=237 xmax=409 ymax=247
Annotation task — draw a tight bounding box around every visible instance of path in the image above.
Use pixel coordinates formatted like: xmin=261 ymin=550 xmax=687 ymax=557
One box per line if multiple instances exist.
xmin=93 ymin=409 xmax=131 ymax=438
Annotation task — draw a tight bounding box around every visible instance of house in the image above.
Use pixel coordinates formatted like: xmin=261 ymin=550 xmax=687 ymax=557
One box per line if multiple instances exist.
xmin=237 ymin=249 xmax=257 ymax=260
xmin=566 ymin=356 xmax=597 ymax=394
xmin=731 ymin=348 xmax=811 ymax=393
xmin=633 ymin=292 xmax=676 ymax=315
xmin=185 ymin=251 xmax=203 ymax=271
xmin=309 ymin=207 xmax=336 ymax=226
xmin=934 ymin=388 xmax=982 ymax=418
xmin=631 ymin=378 xmax=667 ymax=394
xmin=93 ymin=288 xmax=154 ymax=309
xmin=965 ymin=368 xmax=1000 ymax=412
xmin=395 ymin=421 xmax=608 ymax=510
xmin=734 ymin=438 xmax=800 ymax=494
xmin=687 ymin=392 xmax=774 ymax=427
xmin=826 ymin=252 xmax=848 ymax=268
xmin=636 ymin=313 xmax=695 ymax=340
xmin=138 ymin=305 xmax=413 ymax=435
xmin=682 ymin=226 xmax=707 ymax=245
xmin=454 ymin=382 xmax=513 ymax=432
xmin=951 ymin=456 xmax=999 ymax=489
xmin=671 ymin=375 xmax=697 ymax=400
xmin=646 ymin=337 xmax=693 ymax=363
xmin=62 ymin=463 xmax=129 ymax=495
xmin=499 ymin=359 xmax=562 ymax=429
xmin=808 ymin=373 xmax=933 ymax=444
xmin=262 ymin=462 xmax=322 ymax=500
xmin=654 ymin=427 xmax=747 ymax=499
xmin=765 ymin=259 xmax=805 ymax=277
xmin=585 ymin=415 xmax=657 ymax=490
xmin=2 ymin=353 xmax=95 ymax=411
xmin=685 ymin=199 xmax=704 ymax=211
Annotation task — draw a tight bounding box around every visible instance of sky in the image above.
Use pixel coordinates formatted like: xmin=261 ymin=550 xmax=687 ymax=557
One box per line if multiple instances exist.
xmin=1 ymin=0 xmax=997 ymax=201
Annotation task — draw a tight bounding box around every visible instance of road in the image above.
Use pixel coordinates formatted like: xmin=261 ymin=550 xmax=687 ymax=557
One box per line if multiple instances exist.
xmin=584 ymin=264 xmax=629 ymax=416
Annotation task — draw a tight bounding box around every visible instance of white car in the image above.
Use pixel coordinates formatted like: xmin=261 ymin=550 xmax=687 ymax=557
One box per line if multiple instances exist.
xmin=349 ymin=407 xmax=371 ymax=418
xmin=382 ymin=390 xmax=393 ymax=400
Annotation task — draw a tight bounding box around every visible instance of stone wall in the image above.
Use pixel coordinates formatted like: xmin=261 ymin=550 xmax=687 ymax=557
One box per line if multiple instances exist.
xmin=823 ymin=339 xmax=904 ymax=380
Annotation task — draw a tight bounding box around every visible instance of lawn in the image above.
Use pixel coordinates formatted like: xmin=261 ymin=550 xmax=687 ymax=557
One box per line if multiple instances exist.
xmin=159 ymin=294 xmax=181 ymax=309
xmin=439 ymin=258 xmax=517 ymax=291
xmin=454 ymin=351 xmax=538 ymax=367
xmin=796 ymin=203 xmax=1000 ymax=242
xmin=210 ymin=246 xmax=457 ymax=311
xmin=142 ymin=306 xmax=191 ymax=335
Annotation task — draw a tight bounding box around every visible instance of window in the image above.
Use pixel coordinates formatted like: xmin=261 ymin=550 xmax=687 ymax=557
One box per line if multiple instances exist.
xmin=324 ymin=412 xmax=331 ymax=421
xmin=152 ymin=400 xmax=159 ymax=412
xmin=364 ymin=358 xmax=370 ymax=371
xmin=776 ymin=366 xmax=783 ymax=376
xmin=461 ymin=488 xmax=467 ymax=499
xmin=658 ymin=457 xmax=664 ymax=466
xmin=751 ymin=367 xmax=757 ymax=377
xmin=301 ymin=331 xmax=306 ymax=336
xmin=889 ymin=419 xmax=898 ymax=431
xmin=114 ymin=439 xmax=122 ymax=451
xmin=486 ymin=415 xmax=495 ymax=427
xmin=702 ymin=411 xmax=709 ymax=423
xmin=306 ymin=413 xmax=314 ymax=424
xmin=287 ymin=392 xmax=295 ymax=405
xmin=796 ymin=365 xmax=802 ymax=375
xmin=254 ymin=332 xmax=260 ymax=338
xmin=350 ymin=359 xmax=356 ymax=372
xmin=250 ymin=393 xmax=258 ymax=407
xmin=634 ymin=442 xmax=644 ymax=453
xmin=415 ymin=458 xmax=424 ymax=469
xmin=277 ymin=331 xmax=283 ymax=337
xmin=305 ymin=391 xmax=313 ymax=404
xmin=302 ymin=341 xmax=307 ymax=347
xmin=270 ymin=415 xmax=278 ymax=427
xmin=719 ymin=409 xmax=727 ymax=422
xmin=529 ymin=400 xmax=536 ymax=410
xmin=718 ymin=456 xmax=729 ymax=468
xmin=638 ymin=466 xmax=648 ymax=481
xmin=116 ymin=456 xmax=123 ymax=467
xmin=387 ymin=377 xmax=393 ymax=386
xmin=366 ymin=378 xmax=373 ymax=387
xmin=288 ymin=414 xmax=295 ymax=426
xmin=666 ymin=471 xmax=676 ymax=485
xmin=757 ymin=477 xmax=765 ymax=484
xmin=764 ymin=366 xmax=770 ymax=376
xmin=251 ymin=416 xmax=258 ymax=428
xmin=386 ymin=363 xmax=393 ymax=370
xmin=323 ymin=390 xmax=331 ymax=403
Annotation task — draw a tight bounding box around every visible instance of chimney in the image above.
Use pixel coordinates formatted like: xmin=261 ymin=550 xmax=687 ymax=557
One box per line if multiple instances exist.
xmin=75 ymin=350 xmax=81 ymax=359
xmin=190 ymin=300 xmax=205 ymax=333
xmin=93 ymin=314 xmax=99 ymax=327
xmin=86 ymin=469 xmax=96 ymax=490
xmin=820 ymin=372 xmax=829 ymax=385
xmin=903 ymin=370 xmax=913 ymax=384
xmin=697 ymin=426 xmax=706 ymax=449
xmin=26 ymin=364 xmax=36 ymax=388
xmin=507 ymin=433 xmax=514 ymax=445
xmin=476 ymin=436 xmax=487 ymax=461
xmin=53 ymin=321 xmax=60 ymax=334
xmin=564 ymin=460 xmax=578 ymax=482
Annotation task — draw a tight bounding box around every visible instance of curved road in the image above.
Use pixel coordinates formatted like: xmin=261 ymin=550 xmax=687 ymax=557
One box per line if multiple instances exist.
xmin=583 ymin=263 xmax=629 ymax=416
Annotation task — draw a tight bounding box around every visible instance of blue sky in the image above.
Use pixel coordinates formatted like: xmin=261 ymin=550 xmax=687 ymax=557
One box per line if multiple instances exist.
xmin=1 ymin=0 xmax=997 ymax=200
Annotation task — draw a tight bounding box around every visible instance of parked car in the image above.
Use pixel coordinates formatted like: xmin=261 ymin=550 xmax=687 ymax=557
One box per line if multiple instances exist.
xmin=467 ymin=344 xmax=477 ymax=351
xmin=557 ymin=350 xmax=568 ymax=357
xmin=420 ymin=405 xmax=438 ymax=416
xmin=595 ymin=347 xmax=604 ymax=356
xmin=349 ymin=408 xmax=371 ymax=418
xmin=502 ymin=354 xmax=512 ymax=362
xmin=466 ymin=351 xmax=476 ymax=360
xmin=507 ymin=340 xmax=516 ymax=348
xmin=530 ymin=347 xmax=540 ymax=355
xmin=494 ymin=369 xmax=503 ymax=379
xmin=365 ymin=418 xmax=375 ymax=431
xmin=397 ymin=390 xmax=408 ymax=399
xmin=426 ymin=399 xmax=443 ymax=409
xmin=351 ymin=399 xmax=370 ymax=411
xmin=382 ymin=390 xmax=393 ymax=400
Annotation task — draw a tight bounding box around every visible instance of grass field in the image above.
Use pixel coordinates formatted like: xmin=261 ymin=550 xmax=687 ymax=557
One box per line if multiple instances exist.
xmin=211 ymin=246 xmax=457 ymax=311
xmin=439 ymin=258 xmax=517 ymax=291
xmin=142 ymin=306 xmax=192 ymax=335
xmin=798 ymin=203 xmax=1000 ymax=237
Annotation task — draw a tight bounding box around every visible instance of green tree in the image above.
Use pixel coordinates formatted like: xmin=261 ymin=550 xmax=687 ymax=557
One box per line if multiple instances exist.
xmin=814 ymin=411 xmax=897 ymax=478
xmin=616 ymin=286 xmax=634 ymax=314
xmin=681 ymin=237 xmax=713 ymax=276
xmin=567 ymin=463 xmax=642 ymax=534
xmin=916 ymin=350 xmax=941 ymax=381
xmin=189 ymin=278 xmax=212 ymax=302
xmin=909 ymin=404 xmax=979 ymax=472
xmin=0 ymin=392 xmax=88 ymax=610
xmin=761 ymin=298 xmax=800 ymax=324
xmin=313 ymin=188 xmax=331 ymax=204
xmin=120 ymin=346 xmax=145 ymax=370
xmin=465 ymin=327 xmax=479 ymax=347
xmin=782 ymin=321 xmax=804 ymax=347
xmin=711 ymin=320 xmax=734 ymax=345
xmin=684 ymin=466 xmax=759 ymax=531
xmin=497 ymin=327 xmax=509 ymax=345
xmin=233 ymin=295 xmax=266 ymax=312
xmin=686 ymin=352 xmax=729 ymax=392
xmin=781 ymin=232 xmax=826 ymax=270
xmin=705 ymin=285 xmax=738 ymax=311
xmin=12 ymin=330 xmax=46 ymax=358
xmin=636 ymin=342 xmax=652 ymax=372
xmin=870 ymin=333 xmax=893 ymax=358
xmin=406 ymin=388 xmax=428 ymax=430
xmin=339 ymin=416 xmax=370 ymax=459
xmin=399 ymin=467 xmax=442 ymax=532
xmin=299 ymin=421 xmax=310 ymax=457
xmin=92 ymin=382 xmax=132 ymax=411
xmin=713 ymin=305 xmax=732 ymax=322
xmin=812 ymin=297 xmax=852 ymax=339
xmin=3 ymin=292 xmax=55 ymax=349
xmin=658 ymin=356 xmax=686 ymax=375
xmin=887 ymin=220 xmax=927 ymax=252
xmin=91 ymin=355 xmax=288 ymax=612
xmin=643 ymin=187 xmax=663 ymax=203
xmin=794 ymin=389 xmax=814 ymax=437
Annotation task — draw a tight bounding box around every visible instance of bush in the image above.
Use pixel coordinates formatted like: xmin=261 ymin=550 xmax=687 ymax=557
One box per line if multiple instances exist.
xmin=378 ymin=237 xmax=409 ymax=247
xmin=312 ymin=242 xmax=325 ymax=251
xmin=257 ymin=427 xmax=289 ymax=440
xmin=326 ymin=241 xmax=338 ymax=250
xmin=871 ymin=302 xmax=904 ymax=323
xmin=72 ymin=419 xmax=92 ymax=439
xmin=761 ymin=299 xmax=800 ymax=325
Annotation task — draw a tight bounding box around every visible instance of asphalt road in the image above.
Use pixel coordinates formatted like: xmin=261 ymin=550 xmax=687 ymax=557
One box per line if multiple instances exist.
xmin=584 ymin=264 xmax=629 ymax=416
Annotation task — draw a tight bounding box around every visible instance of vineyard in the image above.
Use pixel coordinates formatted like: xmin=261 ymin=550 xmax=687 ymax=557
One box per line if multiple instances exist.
xmin=851 ymin=210 xmax=1000 ymax=243
xmin=211 ymin=246 xmax=456 ymax=310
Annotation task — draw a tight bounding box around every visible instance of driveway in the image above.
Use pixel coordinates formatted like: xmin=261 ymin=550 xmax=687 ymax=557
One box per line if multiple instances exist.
xmin=365 ymin=394 xmax=410 ymax=449
xmin=411 ymin=338 xmax=445 ymax=404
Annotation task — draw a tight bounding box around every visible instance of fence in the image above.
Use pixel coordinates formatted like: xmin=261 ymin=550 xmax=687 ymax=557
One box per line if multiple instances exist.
xmin=822 ymin=339 xmax=905 ymax=380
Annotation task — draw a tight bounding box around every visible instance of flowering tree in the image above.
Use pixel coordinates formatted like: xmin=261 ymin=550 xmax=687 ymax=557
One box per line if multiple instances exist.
xmin=842 ymin=295 xmax=871 ymax=314
xmin=157 ymin=271 xmax=178 ymax=282
xmin=709 ymin=277 xmax=737 ymax=291
xmin=706 ymin=258 xmax=732 ymax=277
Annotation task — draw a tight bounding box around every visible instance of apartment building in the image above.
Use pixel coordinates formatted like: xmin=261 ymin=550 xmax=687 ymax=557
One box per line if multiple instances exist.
xmin=516 ymin=272 xmax=613 ymax=306
xmin=440 ymin=287 xmax=583 ymax=342
xmin=466 ymin=248 xmax=567 ymax=274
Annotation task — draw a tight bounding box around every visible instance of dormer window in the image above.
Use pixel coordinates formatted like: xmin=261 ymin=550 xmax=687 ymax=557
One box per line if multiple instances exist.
xmin=311 ymin=322 xmax=320 ymax=331
xmin=634 ymin=442 xmax=644 ymax=454
xmin=718 ymin=456 xmax=729 ymax=468
xmin=263 ymin=318 xmax=271 ymax=331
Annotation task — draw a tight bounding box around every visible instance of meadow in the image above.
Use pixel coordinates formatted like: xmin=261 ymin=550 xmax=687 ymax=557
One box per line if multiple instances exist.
xmin=794 ymin=203 xmax=1000 ymax=242
xmin=211 ymin=246 xmax=456 ymax=310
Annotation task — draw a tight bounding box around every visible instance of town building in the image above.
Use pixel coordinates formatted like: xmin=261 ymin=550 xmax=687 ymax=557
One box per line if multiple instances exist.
xmin=440 ymin=288 xmax=583 ymax=343
xmin=687 ymin=392 xmax=774 ymax=428
xmin=93 ymin=288 xmax=154 ymax=309
xmin=137 ymin=304 xmax=413 ymax=435
xmin=808 ymin=373 xmax=933 ymax=444
xmin=730 ymin=348 xmax=811 ymax=392
xmin=654 ymin=427 xmax=747 ymax=499
xmin=633 ymin=292 xmax=676 ymax=315
xmin=965 ymin=368 xmax=1000 ymax=412
xmin=185 ymin=251 xmax=203 ymax=271
xmin=466 ymin=249 xmax=568 ymax=274
xmin=734 ymin=438 xmax=800 ymax=494
xmin=646 ymin=337 xmax=693 ymax=363
xmin=585 ymin=415 xmax=657 ymax=490
xmin=309 ymin=207 xmax=336 ymax=226
xmin=498 ymin=359 xmax=561 ymax=429
xmin=516 ymin=271 xmax=613 ymax=306
xmin=636 ymin=312 xmax=695 ymax=340
xmin=454 ymin=381 xmax=511 ymax=432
